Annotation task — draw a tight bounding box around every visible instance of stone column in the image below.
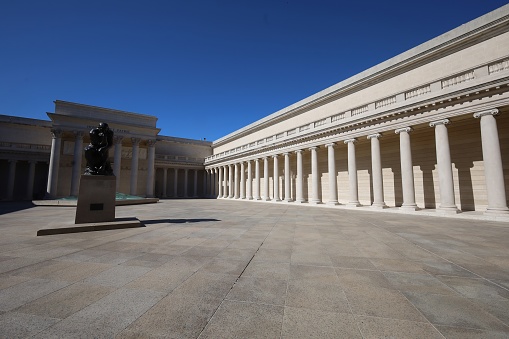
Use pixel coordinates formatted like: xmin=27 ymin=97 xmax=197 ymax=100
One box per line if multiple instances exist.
xmin=228 ymin=164 xmax=234 ymax=198
xmin=234 ymin=163 xmax=239 ymax=199
xmin=46 ymin=129 xmax=62 ymax=198
xmin=367 ymin=134 xmax=386 ymax=209
xmin=474 ymin=109 xmax=509 ymax=214
xmin=284 ymin=152 xmax=292 ymax=202
xmin=113 ymin=136 xmax=123 ymax=191
xmin=218 ymin=167 xmax=223 ymax=198
xmin=146 ymin=139 xmax=156 ymax=198
xmin=309 ymin=147 xmax=321 ymax=204
xmin=26 ymin=160 xmax=36 ymax=200
xmin=173 ymin=168 xmax=179 ymax=197
xmin=344 ymin=139 xmax=360 ymax=206
xmin=163 ymin=168 xmax=168 ymax=197
xmin=130 ymin=138 xmax=140 ymax=196
xmin=263 ymin=157 xmax=270 ymax=201
xmin=246 ymin=161 xmax=253 ymax=200
xmin=295 ymin=149 xmax=305 ymax=203
xmin=325 ymin=143 xmax=339 ymax=205
xmin=254 ymin=159 xmax=261 ymax=200
xmin=70 ymin=131 xmax=84 ymax=196
xmin=7 ymin=159 xmax=16 ymax=200
xmin=240 ymin=162 xmax=246 ymax=199
xmin=184 ymin=169 xmax=189 ymax=198
xmin=395 ymin=127 xmax=418 ymax=211
xmin=430 ymin=120 xmax=459 ymax=213
xmin=273 ymin=155 xmax=281 ymax=202
xmin=193 ymin=169 xmax=198 ymax=197
xmin=223 ymin=165 xmax=228 ymax=198
xmin=213 ymin=168 xmax=218 ymax=197
xmin=203 ymin=170 xmax=207 ymax=197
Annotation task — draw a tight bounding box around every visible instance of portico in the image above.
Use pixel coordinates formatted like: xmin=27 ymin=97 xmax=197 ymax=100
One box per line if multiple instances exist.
xmin=204 ymin=6 xmax=509 ymax=217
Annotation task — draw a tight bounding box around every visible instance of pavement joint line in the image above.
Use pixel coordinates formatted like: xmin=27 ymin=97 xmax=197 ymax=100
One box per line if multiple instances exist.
xmin=196 ymin=205 xmax=290 ymax=339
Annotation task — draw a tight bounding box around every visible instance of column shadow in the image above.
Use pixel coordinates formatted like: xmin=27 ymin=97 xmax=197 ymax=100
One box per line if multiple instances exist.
xmin=140 ymin=218 xmax=220 ymax=225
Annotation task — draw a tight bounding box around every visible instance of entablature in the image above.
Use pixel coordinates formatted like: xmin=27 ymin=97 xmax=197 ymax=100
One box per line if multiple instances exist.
xmin=205 ymin=60 xmax=509 ymax=166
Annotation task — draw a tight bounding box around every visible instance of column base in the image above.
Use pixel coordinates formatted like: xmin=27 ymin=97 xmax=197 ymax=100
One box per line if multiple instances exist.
xmin=309 ymin=200 xmax=322 ymax=205
xmin=294 ymin=199 xmax=307 ymax=204
xmin=284 ymin=199 xmax=293 ymax=203
xmin=437 ymin=206 xmax=460 ymax=214
xmin=347 ymin=201 xmax=361 ymax=207
xmin=484 ymin=207 xmax=509 ymax=215
xmin=400 ymin=204 xmax=419 ymax=212
xmin=247 ymin=197 xmax=253 ymax=200
xmin=327 ymin=201 xmax=339 ymax=206
xmin=371 ymin=203 xmax=387 ymax=209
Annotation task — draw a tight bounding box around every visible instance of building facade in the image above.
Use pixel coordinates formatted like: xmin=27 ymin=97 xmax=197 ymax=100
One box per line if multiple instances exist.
xmin=203 ymin=5 xmax=509 ymax=216
xmin=0 ymin=101 xmax=212 ymax=200
xmin=1 ymin=5 xmax=508 ymax=218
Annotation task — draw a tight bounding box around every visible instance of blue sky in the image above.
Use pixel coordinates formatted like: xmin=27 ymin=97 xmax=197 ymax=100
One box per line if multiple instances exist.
xmin=1 ymin=0 xmax=507 ymax=141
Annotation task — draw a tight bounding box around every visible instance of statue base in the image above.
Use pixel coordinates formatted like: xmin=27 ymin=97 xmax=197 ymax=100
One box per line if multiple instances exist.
xmin=75 ymin=175 xmax=116 ymax=224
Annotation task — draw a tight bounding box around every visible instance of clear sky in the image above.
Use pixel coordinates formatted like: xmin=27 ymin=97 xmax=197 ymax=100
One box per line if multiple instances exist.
xmin=1 ymin=0 xmax=507 ymax=141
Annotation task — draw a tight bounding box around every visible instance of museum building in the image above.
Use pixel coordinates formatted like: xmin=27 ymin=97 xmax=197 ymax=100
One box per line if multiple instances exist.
xmin=1 ymin=4 xmax=508 ymax=217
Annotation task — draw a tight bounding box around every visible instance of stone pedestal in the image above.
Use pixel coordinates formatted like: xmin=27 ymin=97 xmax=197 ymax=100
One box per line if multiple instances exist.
xmin=75 ymin=175 xmax=116 ymax=224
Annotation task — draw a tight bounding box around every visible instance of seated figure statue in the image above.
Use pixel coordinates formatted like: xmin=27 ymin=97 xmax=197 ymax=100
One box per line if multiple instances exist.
xmin=84 ymin=122 xmax=114 ymax=175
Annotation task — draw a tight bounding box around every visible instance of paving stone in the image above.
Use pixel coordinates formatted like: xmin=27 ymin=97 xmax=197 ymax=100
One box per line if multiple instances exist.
xmin=0 ymin=278 xmax=70 ymax=312
xmin=200 ymin=300 xmax=284 ymax=338
xmin=437 ymin=275 xmax=509 ymax=301
xmin=0 ymin=311 xmax=60 ymax=338
xmin=36 ymin=288 xmax=164 ymax=338
xmin=336 ymin=268 xmax=393 ymax=289
xmin=356 ymin=315 xmax=443 ymax=339
xmin=344 ymin=286 xmax=427 ymax=322
xmin=82 ymin=265 xmax=152 ymax=287
xmin=382 ymin=271 xmax=457 ymax=295
xmin=404 ymin=291 xmax=509 ymax=331
xmin=281 ymin=307 xmax=361 ymax=338
xmin=226 ymin=276 xmax=287 ymax=305
xmin=286 ymin=279 xmax=350 ymax=313
xmin=16 ymin=282 xmax=115 ymax=319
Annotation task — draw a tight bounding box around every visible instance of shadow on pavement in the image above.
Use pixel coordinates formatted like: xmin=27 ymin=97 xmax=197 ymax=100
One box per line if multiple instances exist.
xmin=141 ymin=218 xmax=220 ymax=225
xmin=0 ymin=201 xmax=36 ymax=215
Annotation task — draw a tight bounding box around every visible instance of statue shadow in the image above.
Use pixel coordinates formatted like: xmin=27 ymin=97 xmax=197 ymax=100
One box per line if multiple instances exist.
xmin=140 ymin=218 xmax=220 ymax=225
xmin=0 ymin=201 xmax=36 ymax=216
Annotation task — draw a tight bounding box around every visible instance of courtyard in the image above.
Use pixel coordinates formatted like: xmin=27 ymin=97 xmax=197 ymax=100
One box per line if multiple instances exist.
xmin=0 ymin=199 xmax=508 ymax=338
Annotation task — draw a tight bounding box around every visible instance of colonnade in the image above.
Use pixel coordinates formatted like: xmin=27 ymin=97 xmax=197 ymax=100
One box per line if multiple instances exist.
xmin=158 ymin=167 xmax=203 ymax=198
xmin=204 ymin=109 xmax=509 ymax=215
xmin=46 ymin=130 xmax=156 ymax=198
xmin=2 ymin=159 xmax=42 ymax=200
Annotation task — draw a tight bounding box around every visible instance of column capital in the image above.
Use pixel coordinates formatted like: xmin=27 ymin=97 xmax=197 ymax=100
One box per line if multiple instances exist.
xmin=367 ymin=133 xmax=382 ymax=139
xmin=272 ymin=154 xmax=279 ymax=159
xmin=344 ymin=138 xmax=357 ymax=144
xmin=73 ymin=130 xmax=84 ymax=138
xmin=131 ymin=137 xmax=141 ymax=145
xmin=395 ymin=127 xmax=413 ymax=134
xmin=147 ymin=139 xmax=157 ymax=147
xmin=283 ymin=152 xmax=290 ymax=156
xmin=325 ymin=143 xmax=336 ymax=148
xmin=429 ymin=119 xmax=450 ymax=127
xmin=262 ymin=156 xmax=269 ymax=160
xmin=474 ymin=108 xmax=499 ymax=119
xmin=113 ymin=135 xmax=123 ymax=145
xmin=8 ymin=159 xmax=17 ymax=164
xmin=295 ymin=149 xmax=303 ymax=154
xmin=50 ymin=129 xmax=63 ymax=139
xmin=309 ymin=146 xmax=319 ymax=151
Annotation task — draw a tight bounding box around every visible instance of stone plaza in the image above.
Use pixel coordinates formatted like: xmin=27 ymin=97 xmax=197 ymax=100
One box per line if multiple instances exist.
xmin=0 ymin=199 xmax=508 ymax=338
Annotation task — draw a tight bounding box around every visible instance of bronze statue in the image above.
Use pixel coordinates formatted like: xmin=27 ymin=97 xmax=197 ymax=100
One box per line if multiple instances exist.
xmin=84 ymin=122 xmax=114 ymax=175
